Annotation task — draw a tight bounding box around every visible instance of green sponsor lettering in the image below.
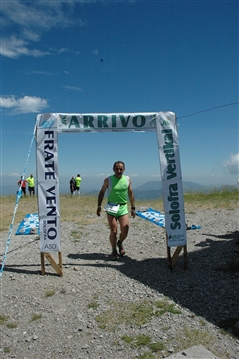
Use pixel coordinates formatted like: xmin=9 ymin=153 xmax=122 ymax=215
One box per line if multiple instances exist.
xmin=164 ymin=133 xmax=173 ymax=142
xmin=132 ymin=115 xmax=146 ymax=128
xmin=69 ymin=116 xmax=80 ymax=128
xmin=167 ymin=169 xmax=177 ymax=180
xmin=98 ymin=115 xmax=108 ymax=127
xmin=162 ymin=129 xmax=172 ymax=134
xmin=83 ymin=115 xmax=94 ymax=128
xmin=120 ymin=115 xmax=131 ymax=127
xmin=112 ymin=115 xmax=117 ymax=127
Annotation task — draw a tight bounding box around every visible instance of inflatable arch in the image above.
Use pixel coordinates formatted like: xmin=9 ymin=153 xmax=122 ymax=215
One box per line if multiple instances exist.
xmin=36 ymin=111 xmax=187 ymax=272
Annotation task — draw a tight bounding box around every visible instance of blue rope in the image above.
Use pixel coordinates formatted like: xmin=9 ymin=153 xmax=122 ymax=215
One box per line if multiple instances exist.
xmin=0 ymin=122 xmax=37 ymax=277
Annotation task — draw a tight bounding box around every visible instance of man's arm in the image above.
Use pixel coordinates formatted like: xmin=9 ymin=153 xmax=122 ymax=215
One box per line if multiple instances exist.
xmin=96 ymin=178 xmax=108 ymax=216
xmin=128 ymin=178 xmax=135 ymax=218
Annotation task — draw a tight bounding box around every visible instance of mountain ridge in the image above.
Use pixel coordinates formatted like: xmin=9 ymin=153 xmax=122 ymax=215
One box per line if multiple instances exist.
xmin=136 ymin=180 xmax=206 ymax=191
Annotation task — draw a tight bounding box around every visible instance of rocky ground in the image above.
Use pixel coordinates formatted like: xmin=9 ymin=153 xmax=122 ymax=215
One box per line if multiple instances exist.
xmin=0 ymin=207 xmax=239 ymax=359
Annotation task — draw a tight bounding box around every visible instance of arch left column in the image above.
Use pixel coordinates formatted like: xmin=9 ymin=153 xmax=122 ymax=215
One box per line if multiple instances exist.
xmin=36 ymin=114 xmax=62 ymax=276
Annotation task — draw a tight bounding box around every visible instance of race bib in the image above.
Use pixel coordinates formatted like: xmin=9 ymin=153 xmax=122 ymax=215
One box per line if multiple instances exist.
xmin=104 ymin=203 xmax=120 ymax=213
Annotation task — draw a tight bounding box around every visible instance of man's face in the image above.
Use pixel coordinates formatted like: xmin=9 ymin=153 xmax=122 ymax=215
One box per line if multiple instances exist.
xmin=113 ymin=163 xmax=125 ymax=178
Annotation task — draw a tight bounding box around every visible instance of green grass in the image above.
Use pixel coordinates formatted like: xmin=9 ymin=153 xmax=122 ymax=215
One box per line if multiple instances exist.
xmin=121 ymin=333 xmax=166 ymax=357
xmin=173 ymin=327 xmax=215 ymax=353
xmin=30 ymin=314 xmax=42 ymax=322
xmin=184 ymin=187 xmax=238 ymax=210
xmin=45 ymin=289 xmax=55 ymax=297
xmin=0 ymin=314 xmax=8 ymax=324
xmin=135 ymin=352 xmax=155 ymax=359
xmin=87 ymin=301 xmax=99 ymax=310
xmin=149 ymin=341 xmax=165 ymax=352
xmin=1 ymin=188 xmax=238 ymax=232
xmin=95 ymin=299 xmax=218 ymax=356
xmin=95 ymin=299 xmax=181 ymax=331
xmin=154 ymin=300 xmax=182 ymax=315
xmin=121 ymin=334 xmax=151 ymax=347
xmin=0 ymin=314 xmax=18 ymax=329
xmin=6 ymin=322 xmax=18 ymax=329
xmin=70 ymin=229 xmax=83 ymax=242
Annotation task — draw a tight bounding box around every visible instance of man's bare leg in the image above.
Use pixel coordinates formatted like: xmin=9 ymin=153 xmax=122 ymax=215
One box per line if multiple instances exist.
xmin=117 ymin=214 xmax=129 ymax=255
xmin=107 ymin=214 xmax=118 ymax=258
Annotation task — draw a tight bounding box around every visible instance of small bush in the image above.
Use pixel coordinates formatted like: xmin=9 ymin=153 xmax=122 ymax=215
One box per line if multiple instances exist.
xmin=87 ymin=302 xmax=99 ymax=310
xmin=6 ymin=322 xmax=18 ymax=329
xmin=45 ymin=290 xmax=55 ymax=297
xmin=30 ymin=314 xmax=42 ymax=322
xmin=0 ymin=314 xmax=8 ymax=324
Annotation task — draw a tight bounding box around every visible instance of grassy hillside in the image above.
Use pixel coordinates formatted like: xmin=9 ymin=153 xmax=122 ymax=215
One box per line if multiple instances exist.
xmin=0 ymin=188 xmax=238 ymax=232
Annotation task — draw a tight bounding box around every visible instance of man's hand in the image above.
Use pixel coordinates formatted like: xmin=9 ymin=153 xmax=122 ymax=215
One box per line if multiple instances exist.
xmin=97 ymin=206 xmax=101 ymax=216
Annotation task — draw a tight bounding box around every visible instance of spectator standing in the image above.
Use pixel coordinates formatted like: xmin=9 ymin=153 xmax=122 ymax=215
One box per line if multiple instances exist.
xmin=17 ymin=176 xmax=27 ymax=196
xmin=70 ymin=176 xmax=76 ymax=196
xmin=26 ymin=174 xmax=35 ymax=196
xmin=75 ymin=174 xmax=82 ymax=195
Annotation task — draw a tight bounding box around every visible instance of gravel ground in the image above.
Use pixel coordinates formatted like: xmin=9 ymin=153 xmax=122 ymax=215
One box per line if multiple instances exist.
xmin=0 ymin=208 xmax=239 ymax=359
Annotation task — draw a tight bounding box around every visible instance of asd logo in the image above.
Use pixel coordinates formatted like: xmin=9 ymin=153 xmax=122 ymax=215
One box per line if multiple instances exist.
xmin=44 ymin=243 xmax=57 ymax=249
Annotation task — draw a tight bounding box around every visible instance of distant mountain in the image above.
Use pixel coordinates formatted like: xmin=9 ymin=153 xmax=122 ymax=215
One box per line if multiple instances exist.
xmin=136 ymin=181 xmax=162 ymax=191
xmin=182 ymin=181 xmax=206 ymax=191
xmin=85 ymin=181 xmax=208 ymax=200
xmin=134 ymin=181 xmax=207 ymax=200
xmin=133 ymin=188 xmax=162 ymax=200
xmin=136 ymin=180 xmax=205 ymax=191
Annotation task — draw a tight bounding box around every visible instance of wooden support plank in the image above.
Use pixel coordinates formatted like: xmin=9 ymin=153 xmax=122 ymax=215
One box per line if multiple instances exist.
xmin=40 ymin=252 xmax=63 ymax=276
xmin=167 ymin=246 xmax=172 ymax=271
xmin=40 ymin=252 xmax=45 ymax=275
xmin=166 ymin=233 xmax=172 ymax=271
xmin=183 ymin=245 xmax=188 ymax=269
xmin=58 ymin=252 xmax=63 ymax=273
xmin=44 ymin=253 xmax=62 ymax=276
xmin=171 ymin=246 xmax=183 ymax=266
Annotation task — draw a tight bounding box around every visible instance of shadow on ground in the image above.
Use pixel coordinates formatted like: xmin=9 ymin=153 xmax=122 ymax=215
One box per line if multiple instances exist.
xmin=68 ymin=230 xmax=239 ymax=338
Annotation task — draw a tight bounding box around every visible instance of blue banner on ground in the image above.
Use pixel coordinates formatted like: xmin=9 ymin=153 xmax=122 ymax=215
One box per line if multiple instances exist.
xmin=136 ymin=208 xmax=165 ymax=227
xmin=136 ymin=208 xmax=201 ymax=230
xmin=15 ymin=213 xmax=40 ymax=235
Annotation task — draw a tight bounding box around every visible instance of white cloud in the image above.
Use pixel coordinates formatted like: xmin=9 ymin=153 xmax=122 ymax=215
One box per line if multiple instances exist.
xmin=64 ymin=86 xmax=83 ymax=92
xmin=0 ymin=36 xmax=50 ymax=58
xmin=9 ymin=172 xmax=21 ymax=177
xmin=223 ymin=153 xmax=239 ymax=175
xmin=58 ymin=48 xmax=69 ymax=54
xmin=0 ymin=1 xmax=85 ymax=59
xmin=0 ymin=95 xmax=48 ymax=114
xmin=1 ymin=1 xmax=78 ymax=30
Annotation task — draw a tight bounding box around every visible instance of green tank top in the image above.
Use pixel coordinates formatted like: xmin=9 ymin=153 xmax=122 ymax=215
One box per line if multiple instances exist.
xmin=75 ymin=176 xmax=81 ymax=187
xmin=27 ymin=177 xmax=34 ymax=187
xmin=108 ymin=175 xmax=129 ymax=204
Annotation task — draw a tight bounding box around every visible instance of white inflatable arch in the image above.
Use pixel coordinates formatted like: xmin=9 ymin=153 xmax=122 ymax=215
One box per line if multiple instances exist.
xmin=36 ymin=111 xmax=187 ymax=261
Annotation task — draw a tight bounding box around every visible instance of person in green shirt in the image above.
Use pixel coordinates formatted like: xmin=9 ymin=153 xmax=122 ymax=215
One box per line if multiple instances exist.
xmin=97 ymin=161 xmax=135 ymax=260
xmin=75 ymin=174 xmax=82 ymax=195
xmin=26 ymin=174 xmax=35 ymax=196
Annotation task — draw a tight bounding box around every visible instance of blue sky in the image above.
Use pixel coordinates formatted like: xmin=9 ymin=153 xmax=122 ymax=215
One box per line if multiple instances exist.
xmin=0 ymin=0 xmax=238 ymax=194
